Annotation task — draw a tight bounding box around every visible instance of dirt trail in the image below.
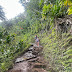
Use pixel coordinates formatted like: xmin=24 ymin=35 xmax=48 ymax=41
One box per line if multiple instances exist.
xmin=8 ymin=44 xmax=47 ymax=72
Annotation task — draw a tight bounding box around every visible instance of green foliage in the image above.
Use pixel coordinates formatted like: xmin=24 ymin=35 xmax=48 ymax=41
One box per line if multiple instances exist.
xmin=0 ymin=31 xmax=3 ymax=38
xmin=40 ymin=30 xmax=72 ymax=72
xmin=68 ymin=5 xmax=72 ymax=15
xmin=63 ymin=0 xmax=72 ymax=15
xmin=42 ymin=4 xmax=51 ymax=18
xmin=0 ymin=29 xmax=32 ymax=72
xmin=42 ymin=0 xmax=68 ymax=19
xmin=0 ymin=0 xmax=72 ymax=72
xmin=6 ymin=35 xmax=11 ymax=43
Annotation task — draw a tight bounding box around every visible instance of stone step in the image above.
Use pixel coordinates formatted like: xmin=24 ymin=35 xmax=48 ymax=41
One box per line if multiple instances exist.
xmin=8 ymin=69 xmax=21 ymax=72
xmin=15 ymin=58 xmax=25 ymax=63
xmin=28 ymin=57 xmax=39 ymax=62
xmin=37 ymin=56 xmax=47 ymax=64
xmin=32 ymin=68 xmax=47 ymax=72
xmin=29 ymin=43 xmax=43 ymax=48
xmin=15 ymin=51 xmax=36 ymax=63
xmin=33 ymin=63 xmax=46 ymax=68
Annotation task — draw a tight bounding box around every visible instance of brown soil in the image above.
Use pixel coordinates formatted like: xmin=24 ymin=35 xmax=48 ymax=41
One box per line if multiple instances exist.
xmin=7 ymin=44 xmax=48 ymax=72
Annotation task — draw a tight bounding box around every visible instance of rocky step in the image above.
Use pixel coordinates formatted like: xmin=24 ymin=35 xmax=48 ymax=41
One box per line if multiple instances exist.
xmin=28 ymin=46 xmax=34 ymax=51
xmin=8 ymin=69 xmax=22 ymax=72
xmin=8 ymin=61 xmax=29 ymax=72
xmin=32 ymin=63 xmax=46 ymax=68
xmin=32 ymin=68 xmax=47 ymax=72
xmin=15 ymin=51 xmax=36 ymax=63
xmin=15 ymin=56 xmax=37 ymax=63
xmin=37 ymin=56 xmax=47 ymax=64
xmin=29 ymin=43 xmax=43 ymax=48
xmin=15 ymin=58 xmax=25 ymax=63
xmin=32 ymin=48 xmax=43 ymax=55
xmin=28 ymin=57 xmax=39 ymax=62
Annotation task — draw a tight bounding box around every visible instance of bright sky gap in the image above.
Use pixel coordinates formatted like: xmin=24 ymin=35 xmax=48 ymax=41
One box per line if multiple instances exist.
xmin=0 ymin=0 xmax=24 ymax=20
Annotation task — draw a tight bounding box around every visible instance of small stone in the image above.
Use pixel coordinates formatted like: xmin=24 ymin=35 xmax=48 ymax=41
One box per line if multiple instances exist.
xmin=15 ymin=58 xmax=24 ymax=63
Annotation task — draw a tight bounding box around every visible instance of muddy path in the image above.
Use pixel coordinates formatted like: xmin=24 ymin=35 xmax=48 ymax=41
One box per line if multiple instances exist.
xmin=8 ymin=44 xmax=47 ymax=72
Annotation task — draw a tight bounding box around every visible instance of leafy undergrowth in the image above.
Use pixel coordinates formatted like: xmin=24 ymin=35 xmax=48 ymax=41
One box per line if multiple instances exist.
xmin=40 ymin=29 xmax=72 ymax=72
xmin=0 ymin=30 xmax=34 ymax=72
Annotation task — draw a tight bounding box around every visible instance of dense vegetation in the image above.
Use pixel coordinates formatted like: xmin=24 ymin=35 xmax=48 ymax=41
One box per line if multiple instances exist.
xmin=0 ymin=0 xmax=72 ymax=72
xmin=41 ymin=31 xmax=72 ymax=72
xmin=0 ymin=28 xmax=33 ymax=71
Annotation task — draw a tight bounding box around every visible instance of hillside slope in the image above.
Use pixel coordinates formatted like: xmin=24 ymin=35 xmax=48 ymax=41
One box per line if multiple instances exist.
xmin=40 ymin=29 xmax=72 ymax=72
